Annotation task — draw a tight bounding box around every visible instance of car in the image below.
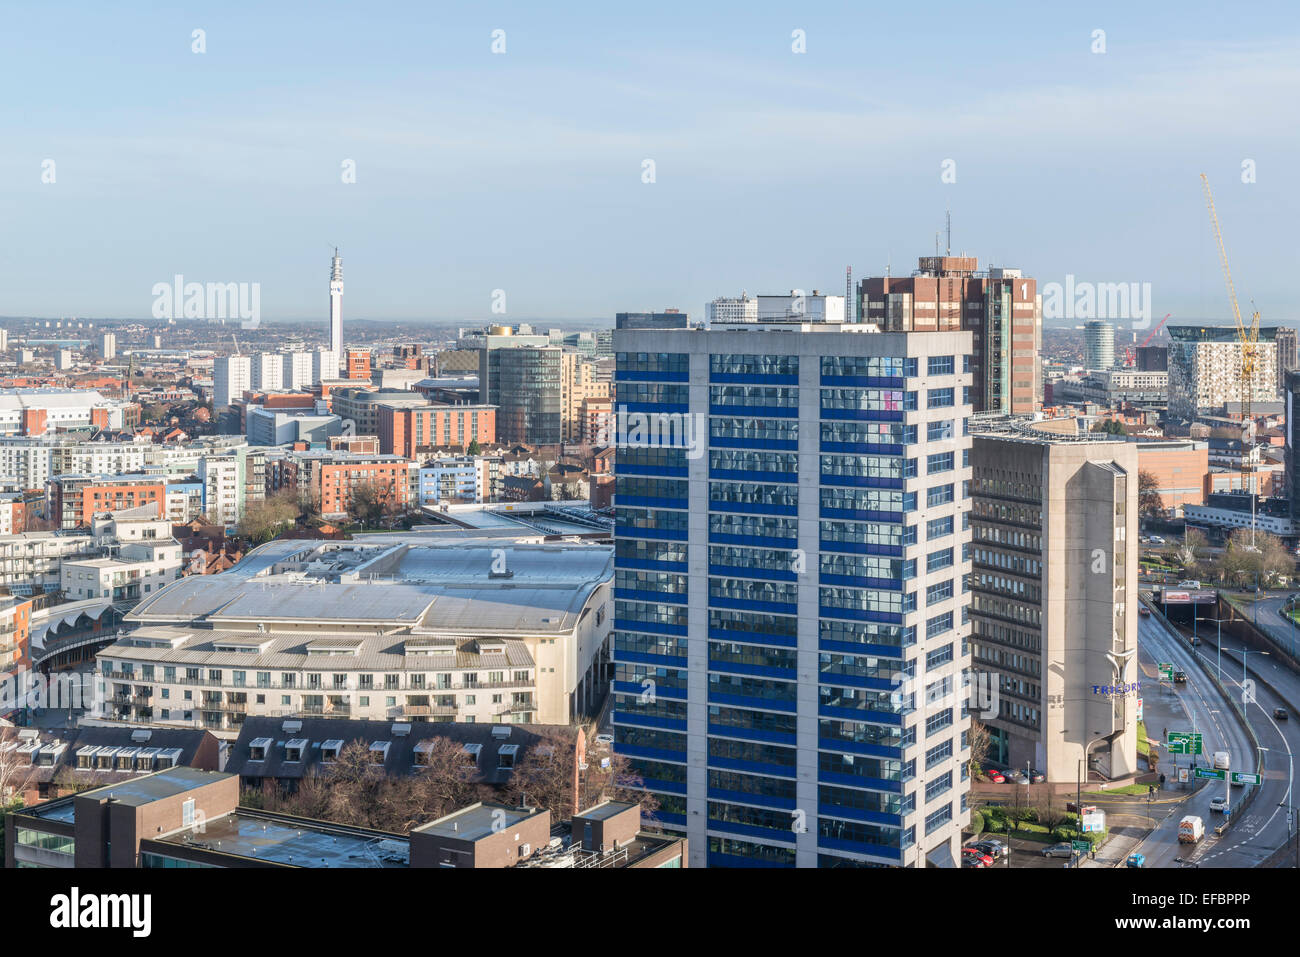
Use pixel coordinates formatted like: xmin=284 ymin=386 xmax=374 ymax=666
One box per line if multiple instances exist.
xmin=1150 ymin=536 xmax=1166 ymax=545
xmin=1174 ymin=671 xmax=1187 ymax=683
xmin=1178 ymin=579 xmax=1200 ymax=589
xmin=1042 ymin=842 xmax=1074 ymax=858
xmin=593 ymin=733 xmax=614 ymax=746
xmin=961 ymin=847 xmax=993 ymax=867
xmin=1138 ymin=606 xmax=1151 ymax=617
xmin=1126 ymin=852 xmax=1147 ymax=868
xmin=986 ymin=769 xmax=1005 ymax=784
xmin=973 ymin=839 xmax=1008 ymax=860
xmin=1275 ymin=708 xmax=1289 ymax=721
xmin=1005 ymin=769 xmax=1026 ymax=783
xmin=962 ymin=855 xmax=986 ymax=868
xmin=1028 ymin=769 xmax=1046 ymax=783
xmin=1210 ymin=797 xmax=1230 ymax=814
xmin=1190 ymin=636 xmax=1202 ymax=647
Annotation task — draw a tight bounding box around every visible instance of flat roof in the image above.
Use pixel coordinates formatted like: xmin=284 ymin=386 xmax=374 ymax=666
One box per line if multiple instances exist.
xmin=413 ymin=803 xmax=542 ymax=842
xmin=154 ymin=810 xmax=410 ymax=867
xmin=79 ymin=765 xmax=222 ymax=806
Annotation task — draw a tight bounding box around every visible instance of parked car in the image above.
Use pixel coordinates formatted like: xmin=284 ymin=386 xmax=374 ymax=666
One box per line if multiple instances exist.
xmin=962 ymin=847 xmax=994 ymax=867
xmin=962 ymin=855 xmax=987 ymax=868
xmin=593 ymin=733 xmax=614 ymax=746
xmin=986 ymin=769 xmax=1005 ymax=784
xmin=1150 ymin=535 xmax=1165 ymax=545
xmin=1126 ymin=852 xmax=1146 ymax=868
xmin=1042 ymin=842 xmax=1074 ymax=858
xmin=1005 ymin=769 xmax=1025 ymax=783
xmin=1275 ymin=708 xmax=1289 ymax=720
xmin=1210 ymin=797 xmax=1230 ymax=815
xmin=973 ymin=839 xmax=1008 ymax=860
xmin=1028 ymin=769 xmax=1046 ymax=783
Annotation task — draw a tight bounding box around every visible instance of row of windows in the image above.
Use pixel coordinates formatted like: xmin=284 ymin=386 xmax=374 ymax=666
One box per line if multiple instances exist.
xmin=616 ymin=382 xmax=689 ymax=405
xmin=710 ymin=449 xmax=798 ymax=474
xmin=618 ymin=446 xmax=688 ymax=471
xmin=711 ymin=513 xmax=799 ymax=542
xmin=712 ymin=417 xmax=800 ymax=444
xmin=712 ymin=481 xmax=800 ymax=510
xmin=711 ymin=609 xmax=799 ymax=641
xmin=710 ymin=577 xmax=798 ymax=606
xmin=820 ymin=355 xmax=910 ymax=378
xmin=819 ymin=519 xmax=905 ymax=550
xmin=710 ymin=354 xmax=799 ymax=377
xmin=820 ymin=454 xmax=906 ymax=480
xmin=617 ymin=352 xmax=689 ymax=376
xmin=615 ymin=539 xmax=687 ymax=565
xmin=820 ymin=388 xmax=911 ymax=413
xmin=711 ymin=545 xmax=801 ymax=574
xmin=615 ymin=599 xmax=688 ymax=629
xmin=615 ymin=507 xmax=689 ymax=532
xmin=820 ymin=421 xmax=913 ymax=447
xmin=615 ymin=569 xmax=688 ymax=596
xmin=819 ymin=553 xmax=906 ymax=581
xmin=820 ymin=619 xmax=913 ymax=648
xmin=710 ymin=385 xmax=799 ymax=408
xmin=616 ymin=476 xmax=688 ymax=500
xmin=711 ymin=642 xmax=798 ymax=672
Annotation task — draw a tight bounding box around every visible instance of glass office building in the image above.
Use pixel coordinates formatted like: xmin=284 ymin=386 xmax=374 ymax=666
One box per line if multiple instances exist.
xmin=612 ymin=323 xmax=975 ymax=867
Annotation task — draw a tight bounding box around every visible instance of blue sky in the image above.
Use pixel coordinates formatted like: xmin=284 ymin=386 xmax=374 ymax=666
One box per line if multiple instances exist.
xmin=2 ymin=0 xmax=1297 ymax=326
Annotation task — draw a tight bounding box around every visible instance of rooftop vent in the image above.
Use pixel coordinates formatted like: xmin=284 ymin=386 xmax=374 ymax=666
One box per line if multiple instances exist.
xmin=390 ymin=723 xmax=412 ymax=738
xmin=130 ymin=729 xmax=153 ymax=743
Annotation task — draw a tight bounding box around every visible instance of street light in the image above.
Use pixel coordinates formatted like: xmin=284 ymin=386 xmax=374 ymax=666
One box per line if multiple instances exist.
xmin=1201 ymin=617 xmax=1235 ymax=681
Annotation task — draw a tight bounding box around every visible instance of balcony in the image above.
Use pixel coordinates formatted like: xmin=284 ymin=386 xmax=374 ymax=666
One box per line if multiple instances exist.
xmin=397 ymin=704 xmax=458 ymax=718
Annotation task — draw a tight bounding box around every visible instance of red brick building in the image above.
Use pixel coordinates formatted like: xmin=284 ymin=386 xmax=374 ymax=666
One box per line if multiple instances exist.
xmin=376 ymin=403 xmax=496 ymax=458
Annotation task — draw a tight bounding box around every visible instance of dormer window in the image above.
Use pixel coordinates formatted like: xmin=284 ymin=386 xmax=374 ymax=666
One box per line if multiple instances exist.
xmin=369 ymin=741 xmax=391 ymax=764
xmin=248 ymin=737 xmax=273 ymax=762
xmin=498 ymin=744 xmax=518 ymax=770
xmin=283 ymin=738 xmax=307 ymax=762
xmin=320 ymin=739 xmax=343 ymax=763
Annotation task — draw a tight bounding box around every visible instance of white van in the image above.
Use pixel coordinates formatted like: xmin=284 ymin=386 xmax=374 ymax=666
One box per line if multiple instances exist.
xmin=1213 ymin=751 xmax=1230 ymax=770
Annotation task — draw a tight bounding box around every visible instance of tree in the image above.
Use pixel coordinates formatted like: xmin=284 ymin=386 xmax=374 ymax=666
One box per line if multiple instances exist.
xmin=967 ymin=719 xmax=991 ymax=778
xmin=1214 ymin=528 xmax=1291 ymax=589
xmin=467 ymin=438 xmax=481 ymax=456
xmin=0 ymin=727 xmax=37 ymax=807
xmin=499 ymin=726 xmax=657 ymax=824
xmin=1037 ymin=790 xmax=1068 ymax=838
xmin=1137 ymin=470 xmax=1165 ymax=521
xmin=1090 ymin=419 xmax=1126 ymax=436
xmin=236 ymin=490 xmax=299 ymax=544
xmin=347 ymin=481 xmax=387 ymax=528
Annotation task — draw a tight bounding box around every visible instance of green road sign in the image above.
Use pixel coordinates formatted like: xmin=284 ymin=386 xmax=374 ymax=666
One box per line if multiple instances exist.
xmin=1159 ymin=663 xmax=1175 ymax=680
xmin=1071 ymin=840 xmax=1092 ymax=852
xmin=1195 ymin=767 xmax=1226 ymax=780
xmin=1230 ymin=771 xmax=1262 ymax=785
xmin=1167 ymin=732 xmax=1203 ymax=755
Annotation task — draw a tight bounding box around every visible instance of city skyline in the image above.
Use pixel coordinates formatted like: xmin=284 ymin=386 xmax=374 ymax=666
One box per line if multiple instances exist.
xmin=3 ymin=2 xmax=1298 ymax=322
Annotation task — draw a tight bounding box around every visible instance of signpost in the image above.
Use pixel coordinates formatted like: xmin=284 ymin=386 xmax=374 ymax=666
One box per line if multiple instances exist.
xmin=1195 ymin=767 xmax=1226 ymax=781
xmin=1230 ymin=771 xmax=1262 ymax=786
xmin=1159 ymin=664 xmax=1175 ymax=681
xmin=1167 ymin=732 xmax=1204 ymax=755
xmin=1071 ymin=839 xmax=1091 ymax=852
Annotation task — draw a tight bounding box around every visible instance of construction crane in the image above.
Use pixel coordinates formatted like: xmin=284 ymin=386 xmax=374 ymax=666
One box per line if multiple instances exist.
xmin=1123 ymin=313 xmax=1171 ymax=365
xmin=1200 ymin=172 xmax=1262 ymax=544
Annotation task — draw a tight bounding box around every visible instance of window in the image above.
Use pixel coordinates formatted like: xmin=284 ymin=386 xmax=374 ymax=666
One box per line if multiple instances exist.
xmin=927 ymin=420 xmax=954 ymax=441
xmin=927 ymin=484 xmax=954 ymax=507
xmin=925 ymin=803 xmax=953 ymax=835
xmin=927 ymin=388 xmax=954 ymax=408
xmin=927 ymin=516 xmax=953 ymax=540
xmin=182 ymin=799 xmax=195 ymax=827
xmin=926 ymin=613 xmax=953 ymax=639
xmin=927 ymin=356 xmax=954 ymax=376
xmin=926 ymin=643 xmax=954 ymax=669
xmin=927 ymin=452 xmax=953 ymax=474
xmin=927 ymin=580 xmax=954 ymax=605
xmin=927 ymin=548 xmax=953 ymax=572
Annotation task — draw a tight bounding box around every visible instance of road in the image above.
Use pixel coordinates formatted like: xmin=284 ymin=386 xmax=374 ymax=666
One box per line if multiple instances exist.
xmin=1137 ymin=606 xmax=1297 ymax=867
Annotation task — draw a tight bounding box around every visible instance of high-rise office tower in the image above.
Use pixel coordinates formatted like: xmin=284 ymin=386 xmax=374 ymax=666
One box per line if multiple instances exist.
xmin=312 ymin=349 xmax=340 ymax=383
xmin=329 ymin=249 xmax=344 ymax=357
xmin=213 ymin=355 xmax=252 ymax=409
xmin=857 ymin=257 xmax=1041 ymax=415
xmin=969 ymin=421 xmax=1139 ymax=783
xmin=99 ymin=332 xmax=116 ymax=360
xmin=479 ymin=344 xmax=564 ymax=445
xmin=1084 ymin=320 xmax=1115 ymax=371
xmin=613 ymin=321 xmax=974 ymax=867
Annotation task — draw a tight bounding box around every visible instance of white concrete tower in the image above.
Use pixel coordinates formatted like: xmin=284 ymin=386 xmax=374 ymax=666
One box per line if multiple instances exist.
xmin=329 ymin=248 xmax=344 ymax=356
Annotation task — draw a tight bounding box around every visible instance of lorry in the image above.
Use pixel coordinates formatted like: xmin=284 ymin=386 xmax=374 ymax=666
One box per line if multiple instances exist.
xmin=1178 ymin=815 xmax=1205 ymax=843
xmin=1213 ymin=751 xmax=1230 ymax=770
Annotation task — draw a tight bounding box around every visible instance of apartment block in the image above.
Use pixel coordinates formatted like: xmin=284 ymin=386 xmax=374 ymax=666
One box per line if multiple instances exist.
xmin=613 ymin=323 xmax=974 ymax=867
xmin=1167 ymin=326 xmax=1279 ymax=421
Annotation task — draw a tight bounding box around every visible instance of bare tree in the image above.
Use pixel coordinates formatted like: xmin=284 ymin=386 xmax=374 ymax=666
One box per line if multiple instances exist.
xmin=967 ymin=719 xmax=991 ymax=778
xmin=237 ymin=489 xmax=299 ymax=544
xmin=1138 ymin=470 xmax=1165 ymax=520
xmin=0 ymin=727 xmax=37 ymax=807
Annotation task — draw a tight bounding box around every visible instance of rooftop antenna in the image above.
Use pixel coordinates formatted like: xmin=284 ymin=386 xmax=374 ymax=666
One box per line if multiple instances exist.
xmin=946 ymin=209 xmax=951 ymax=256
